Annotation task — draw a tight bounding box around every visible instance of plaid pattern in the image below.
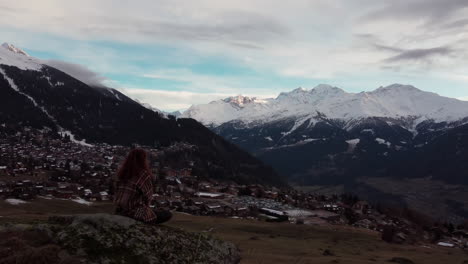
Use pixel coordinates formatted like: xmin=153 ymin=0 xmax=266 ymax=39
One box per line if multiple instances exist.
xmin=114 ymin=171 xmax=157 ymax=223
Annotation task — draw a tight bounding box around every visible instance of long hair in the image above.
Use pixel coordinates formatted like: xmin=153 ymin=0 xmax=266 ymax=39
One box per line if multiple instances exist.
xmin=117 ymin=148 xmax=151 ymax=182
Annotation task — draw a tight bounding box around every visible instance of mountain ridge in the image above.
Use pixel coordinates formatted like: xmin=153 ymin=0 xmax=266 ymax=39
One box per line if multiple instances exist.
xmin=0 ymin=43 xmax=284 ymax=186
xmin=183 ymin=84 xmax=468 ymax=130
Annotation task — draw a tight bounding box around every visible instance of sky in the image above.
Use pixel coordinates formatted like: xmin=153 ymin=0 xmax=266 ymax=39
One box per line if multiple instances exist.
xmin=1 ymin=0 xmax=468 ymax=111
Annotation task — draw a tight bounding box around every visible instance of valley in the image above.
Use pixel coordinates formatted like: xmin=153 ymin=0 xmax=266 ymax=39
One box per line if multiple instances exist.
xmin=184 ymin=85 xmax=468 ymax=221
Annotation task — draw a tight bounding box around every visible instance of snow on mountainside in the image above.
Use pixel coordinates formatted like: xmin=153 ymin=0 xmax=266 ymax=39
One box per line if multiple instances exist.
xmin=0 ymin=43 xmax=42 ymax=71
xmin=1 ymin=43 xmax=29 ymax=56
xmin=0 ymin=43 xmax=284 ymax=186
xmin=0 ymin=42 xmax=173 ymax=122
xmin=183 ymin=84 xmax=468 ymax=128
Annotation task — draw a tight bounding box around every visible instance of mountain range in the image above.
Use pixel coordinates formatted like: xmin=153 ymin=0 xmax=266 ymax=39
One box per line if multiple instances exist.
xmin=0 ymin=42 xmax=283 ymax=186
xmin=183 ymin=83 xmax=468 ymax=221
xmin=184 ymin=83 xmax=468 ymax=128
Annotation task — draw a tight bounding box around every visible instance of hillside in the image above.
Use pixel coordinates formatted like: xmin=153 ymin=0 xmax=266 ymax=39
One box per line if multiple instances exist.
xmin=0 ymin=213 xmax=240 ymax=264
xmin=0 ymin=199 xmax=467 ymax=264
xmin=0 ymin=43 xmax=283 ymax=186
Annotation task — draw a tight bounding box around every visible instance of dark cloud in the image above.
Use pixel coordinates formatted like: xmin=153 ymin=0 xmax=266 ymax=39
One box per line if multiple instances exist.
xmin=443 ymin=18 xmax=468 ymax=29
xmin=373 ymin=44 xmax=404 ymax=53
xmin=229 ymin=42 xmax=264 ymax=50
xmin=384 ymin=46 xmax=454 ymax=62
xmin=354 ymin=33 xmax=376 ymax=40
xmin=44 ymin=60 xmax=107 ymax=87
xmin=362 ymin=0 xmax=468 ymax=23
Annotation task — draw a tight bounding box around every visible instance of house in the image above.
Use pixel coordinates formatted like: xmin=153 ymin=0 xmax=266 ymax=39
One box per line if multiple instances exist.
xmin=223 ymin=205 xmax=235 ymax=216
xmin=164 ymin=168 xmax=178 ymax=177
xmin=171 ymin=192 xmax=182 ymax=199
xmin=198 ymin=182 xmax=213 ymax=192
xmin=55 ymin=190 xmax=75 ymax=199
xmin=353 ymin=201 xmax=371 ymax=214
xmin=181 ymin=205 xmax=201 ymax=215
xmin=43 ymin=187 xmax=57 ymax=196
xmin=437 ymin=242 xmax=455 ymax=248
xmin=264 ymin=191 xmax=279 ymax=199
xmin=235 ymin=207 xmax=250 ymax=217
xmin=259 ymin=208 xmax=288 ymax=222
xmin=195 ymin=192 xmax=225 ymax=199
xmin=99 ymin=191 xmax=109 ymax=201
xmin=323 ymin=204 xmax=341 ymax=212
xmin=203 ymin=204 xmax=225 ymax=215
xmin=165 ymin=176 xmax=181 ymax=186
xmin=82 ymin=188 xmax=93 ymax=199
xmin=0 ymin=187 xmax=11 ymax=197
xmin=168 ymin=199 xmax=183 ymax=209
xmin=154 ymin=199 xmax=169 ymax=208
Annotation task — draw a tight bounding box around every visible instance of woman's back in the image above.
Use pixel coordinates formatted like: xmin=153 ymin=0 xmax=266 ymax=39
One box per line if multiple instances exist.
xmin=114 ymin=171 xmax=157 ymax=222
xmin=114 ymin=148 xmax=172 ymax=224
xmin=114 ymin=149 xmax=157 ymax=223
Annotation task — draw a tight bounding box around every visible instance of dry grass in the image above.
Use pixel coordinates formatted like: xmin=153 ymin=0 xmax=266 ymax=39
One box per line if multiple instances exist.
xmin=169 ymin=214 xmax=468 ymax=264
xmin=1 ymin=199 xmax=467 ymax=264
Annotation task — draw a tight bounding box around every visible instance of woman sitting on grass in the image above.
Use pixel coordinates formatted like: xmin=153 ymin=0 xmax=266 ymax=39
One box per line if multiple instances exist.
xmin=114 ymin=148 xmax=172 ymax=224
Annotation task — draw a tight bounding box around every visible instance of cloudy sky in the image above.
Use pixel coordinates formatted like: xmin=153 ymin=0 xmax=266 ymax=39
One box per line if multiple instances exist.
xmin=1 ymin=0 xmax=468 ymax=111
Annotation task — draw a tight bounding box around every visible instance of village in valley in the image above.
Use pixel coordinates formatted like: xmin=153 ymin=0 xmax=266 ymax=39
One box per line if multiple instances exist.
xmin=1 ymin=125 xmax=467 ymax=250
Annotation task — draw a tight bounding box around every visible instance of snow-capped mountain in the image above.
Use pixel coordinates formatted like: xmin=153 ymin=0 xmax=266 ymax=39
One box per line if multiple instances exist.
xmin=0 ymin=42 xmax=283 ymax=186
xmin=183 ymin=84 xmax=468 ymax=195
xmin=183 ymin=84 xmax=468 ymax=129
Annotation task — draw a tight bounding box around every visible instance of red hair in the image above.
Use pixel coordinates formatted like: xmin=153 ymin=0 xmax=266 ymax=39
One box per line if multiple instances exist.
xmin=117 ymin=148 xmax=151 ymax=182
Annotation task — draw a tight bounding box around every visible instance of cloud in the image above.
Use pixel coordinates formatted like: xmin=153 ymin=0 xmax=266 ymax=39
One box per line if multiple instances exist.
xmin=362 ymin=0 xmax=468 ymax=23
xmin=442 ymin=18 xmax=468 ymax=29
xmin=44 ymin=59 xmax=108 ymax=87
xmin=121 ymin=88 xmax=276 ymax=112
xmin=142 ymin=68 xmax=278 ymax=95
xmin=120 ymin=68 xmax=277 ymax=111
xmin=0 ymin=1 xmax=290 ymax=48
xmin=384 ymin=46 xmax=454 ymax=63
xmin=2 ymin=0 xmax=468 ymax=104
xmin=372 ymin=44 xmax=404 ymax=53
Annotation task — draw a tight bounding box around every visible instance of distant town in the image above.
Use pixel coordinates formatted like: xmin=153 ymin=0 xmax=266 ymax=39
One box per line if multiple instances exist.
xmin=0 ymin=125 xmax=467 ymax=250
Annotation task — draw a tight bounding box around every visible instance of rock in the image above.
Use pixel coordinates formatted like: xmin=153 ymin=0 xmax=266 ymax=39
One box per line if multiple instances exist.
xmin=395 ymin=232 xmax=407 ymax=243
xmin=322 ymin=249 xmax=335 ymax=256
xmin=0 ymin=214 xmax=241 ymax=264
xmin=388 ymin=257 xmax=415 ymax=264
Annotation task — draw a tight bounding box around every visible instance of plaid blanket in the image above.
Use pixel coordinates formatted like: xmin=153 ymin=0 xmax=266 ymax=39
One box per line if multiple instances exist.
xmin=114 ymin=171 xmax=157 ymax=222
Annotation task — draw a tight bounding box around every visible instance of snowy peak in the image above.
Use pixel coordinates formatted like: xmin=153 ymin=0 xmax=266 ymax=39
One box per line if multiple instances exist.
xmin=311 ymin=84 xmax=345 ymax=95
xmin=1 ymin=43 xmax=29 ymax=56
xmin=0 ymin=42 xmax=42 ymax=71
xmin=183 ymin=84 xmax=468 ymax=127
xmin=372 ymin=84 xmax=422 ymax=95
xmin=277 ymin=84 xmax=345 ymax=100
xmin=277 ymin=87 xmax=307 ymax=99
xmin=223 ymin=95 xmax=256 ymax=107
